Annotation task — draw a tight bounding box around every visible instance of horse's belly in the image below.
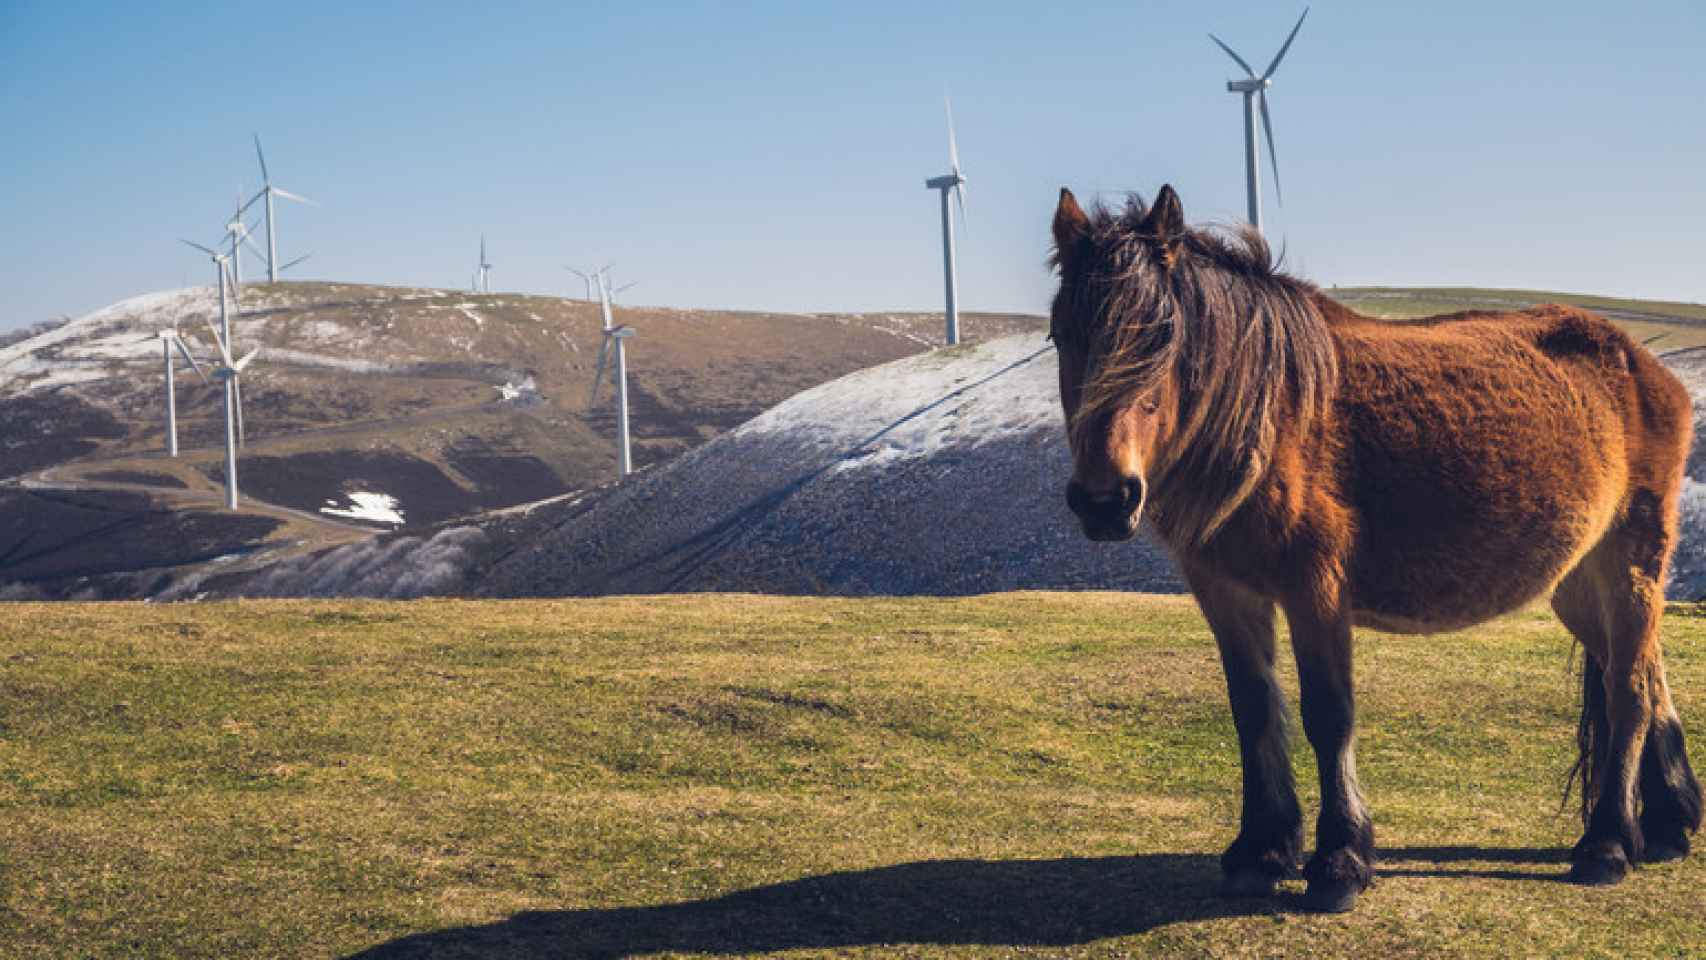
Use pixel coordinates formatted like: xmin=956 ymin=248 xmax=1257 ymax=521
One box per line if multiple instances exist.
xmin=1349 ymin=510 xmax=1602 ymax=634
xmin=1343 ymin=415 xmax=1623 ymax=634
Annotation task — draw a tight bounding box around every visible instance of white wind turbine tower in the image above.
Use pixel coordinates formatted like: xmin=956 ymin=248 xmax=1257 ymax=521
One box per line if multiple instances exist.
xmin=473 ymin=235 xmax=493 ymax=293
xmin=924 ymin=93 xmax=968 ymax=346
xmin=241 ymin=135 xmax=317 ymax=283
xmin=1209 ymin=7 xmax=1309 ymax=235
xmin=588 ymin=268 xmax=637 ymax=480
xmin=157 ymin=323 xmax=208 ymax=458
xmin=181 ymin=240 xmax=261 ymax=509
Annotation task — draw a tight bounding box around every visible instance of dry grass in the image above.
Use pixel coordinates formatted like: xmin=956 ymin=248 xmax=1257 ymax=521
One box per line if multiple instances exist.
xmin=2 ymin=594 xmax=1704 ymax=958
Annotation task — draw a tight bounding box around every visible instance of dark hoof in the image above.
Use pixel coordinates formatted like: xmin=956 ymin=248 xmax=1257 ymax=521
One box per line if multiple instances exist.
xmin=1218 ymin=868 xmax=1279 ymax=899
xmin=1300 ymin=879 xmax=1360 ymax=913
xmin=1567 ymin=853 xmax=1629 ymax=886
xmin=1643 ymin=841 xmax=1689 ymax=864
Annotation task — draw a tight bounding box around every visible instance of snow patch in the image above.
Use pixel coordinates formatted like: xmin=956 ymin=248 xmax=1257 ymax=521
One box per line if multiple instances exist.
xmin=495 ymin=376 xmax=537 ymax=401
xmin=320 ymin=491 xmax=406 ymax=525
xmin=736 ymin=335 xmax=1060 ymax=473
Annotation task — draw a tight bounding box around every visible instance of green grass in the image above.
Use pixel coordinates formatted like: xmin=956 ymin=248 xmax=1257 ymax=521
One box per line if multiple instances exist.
xmin=2 ymin=594 xmax=1704 ymax=958
xmin=1329 ymin=286 xmax=1706 ymax=352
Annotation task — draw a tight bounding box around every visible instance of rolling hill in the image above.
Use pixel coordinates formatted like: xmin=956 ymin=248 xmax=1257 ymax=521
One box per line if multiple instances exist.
xmin=203 ymin=287 xmax=1706 ymax=602
xmin=0 ymin=281 xmax=1040 ymax=597
xmin=8 ymin=284 xmax=1706 ymax=600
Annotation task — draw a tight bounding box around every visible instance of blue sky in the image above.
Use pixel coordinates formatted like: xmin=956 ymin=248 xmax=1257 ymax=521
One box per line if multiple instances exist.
xmin=2 ymin=1 xmax=1703 ymax=330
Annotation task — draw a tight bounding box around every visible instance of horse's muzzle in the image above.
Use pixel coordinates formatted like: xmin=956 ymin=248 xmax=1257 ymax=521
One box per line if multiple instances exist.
xmin=1066 ymin=478 xmax=1144 ymax=542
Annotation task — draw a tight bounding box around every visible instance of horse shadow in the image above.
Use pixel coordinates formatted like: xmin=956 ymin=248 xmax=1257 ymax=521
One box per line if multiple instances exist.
xmin=342 ymin=846 xmax=1567 ymax=958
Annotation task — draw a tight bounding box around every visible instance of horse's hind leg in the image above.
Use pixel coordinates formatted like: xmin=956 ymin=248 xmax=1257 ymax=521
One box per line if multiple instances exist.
xmin=1554 ymin=491 xmax=1703 ymax=884
xmin=1639 ymin=655 xmax=1703 ymax=861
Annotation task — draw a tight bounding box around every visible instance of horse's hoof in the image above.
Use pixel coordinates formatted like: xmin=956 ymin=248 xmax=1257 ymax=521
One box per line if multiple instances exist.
xmin=1218 ymin=868 xmax=1279 ymax=898
xmin=1568 ymin=853 xmax=1629 ymax=886
xmin=1300 ymin=879 xmax=1360 ymax=913
xmin=1643 ymin=841 xmax=1689 ymax=864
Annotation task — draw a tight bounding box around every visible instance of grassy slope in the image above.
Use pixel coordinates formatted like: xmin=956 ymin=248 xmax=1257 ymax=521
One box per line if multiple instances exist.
xmin=1329 ymin=286 xmax=1706 ymax=351
xmin=3 ymin=595 xmax=1703 ymax=958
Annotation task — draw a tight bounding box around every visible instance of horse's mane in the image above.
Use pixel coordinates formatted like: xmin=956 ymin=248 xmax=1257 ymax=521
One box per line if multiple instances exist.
xmin=1061 ymin=195 xmax=1339 ymax=542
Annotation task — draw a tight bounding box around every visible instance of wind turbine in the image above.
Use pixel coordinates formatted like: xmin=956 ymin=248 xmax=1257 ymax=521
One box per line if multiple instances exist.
xmin=224 ymin=187 xmax=266 ymax=292
xmin=158 ymin=325 xmax=208 ymax=458
xmin=242 ymin=135 xmax=316 ymax=283
xmin=1209 ymin=7 xmax=1308 ymax=234
xmin=474 ymin=235 xmax=493 ymax=293
xmin=566 ymin=264 xmax=617 ymax=302
xmin=923 ymin=93 xmax=968 ymax=346
xmin=180 ymin=240 xmax=260 ymax=509
xmin=588 ymin=268 xmax=636 ymax=480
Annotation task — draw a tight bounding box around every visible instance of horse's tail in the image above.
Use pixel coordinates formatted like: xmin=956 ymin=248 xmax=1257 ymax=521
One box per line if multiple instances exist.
xmin=1564 ymin=647 xmax=1609 ymax=826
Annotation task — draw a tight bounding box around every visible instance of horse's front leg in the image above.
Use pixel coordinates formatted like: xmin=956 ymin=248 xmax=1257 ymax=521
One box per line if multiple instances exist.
xmin=1285 ymin=599 xmax=1375 ymax=913
xmin=1188 ymin=568 xmax=1302 ymax=897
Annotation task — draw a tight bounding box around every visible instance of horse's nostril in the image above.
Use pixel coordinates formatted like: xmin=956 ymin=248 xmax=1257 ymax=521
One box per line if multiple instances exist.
xmin=1067 ymin=478 xmax=1144 ymax=519
xmin=1122 ymin=478 xmax=1145 ymax=510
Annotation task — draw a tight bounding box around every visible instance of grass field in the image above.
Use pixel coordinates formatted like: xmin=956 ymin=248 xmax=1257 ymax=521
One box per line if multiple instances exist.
xmin=1329 ymin=286 xmax=1706 ymax=352
xmin=3 ymin=594 xmax=1704 ymax=958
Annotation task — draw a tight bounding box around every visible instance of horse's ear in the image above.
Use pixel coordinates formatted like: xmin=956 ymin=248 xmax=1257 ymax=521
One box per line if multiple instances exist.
xmin=1145 ymin=184 xmax=1185 ymax=241
xmin=1053 ymin=188 xmax=1090 ymax=272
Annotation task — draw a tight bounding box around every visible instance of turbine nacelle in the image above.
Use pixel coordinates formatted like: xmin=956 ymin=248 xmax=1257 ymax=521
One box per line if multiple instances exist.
xmin=1226 ymin=77 xmax=1272 ymax=93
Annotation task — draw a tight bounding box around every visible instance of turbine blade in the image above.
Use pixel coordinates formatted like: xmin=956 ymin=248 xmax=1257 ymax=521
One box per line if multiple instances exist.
xmin=614 ymin=281 xmax=638 ymax=296
xmin=1262 ymin=7 xmax=1310 ymax=80
xmin=233 ymin=346 xmax=261 ymax=371
xmin=945 ymin=91 xmax=961 ymax=176
xmin=238 ymin=188 xmax=266 ymax=218
xmin=271 ymin=187 xmax=317 ymax=206
xmin=254 ymin=133 xmax=270 ymax=185
xmin=1259 ymin=91 xmax=1283 ymax=206
xmin=589 ymin=336 xmax=610 ymax=404
xmin=1208 ymin=33 xmax=1257 ymax=77
xmin=174 ymin=336 xmax=210 ymax=385
xmin=202 ymin=317 xmax=233 ymax=364
xmin=181 ymin=239 xmax=218 ymax=256
xmin=281 ymin=254 xmax=312 ymax=271
xmin=242 ymin=235 xmax=269 ymax=262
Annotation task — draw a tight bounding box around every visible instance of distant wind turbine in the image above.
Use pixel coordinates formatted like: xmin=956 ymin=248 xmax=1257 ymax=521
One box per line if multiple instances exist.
xmin=923 ymin=92 xmax=968 ymax=346
xmin=474 ymin=235 xmax=493 ymax=293
xmin=240 ymin=135 xmax=317 ymax=283
xmin=181 ymin=239 xmax=260 ymax=509
xmin=157 ymin=324 xmax=208 ymax=458
xmin=566 ymin=264 xmax=607 ymax=302
xmin=1209 ymin=7 xmax=1309 ymax=234
xmin=588 ymin=268 xmax=637 ymax=480
xmin=223 ymin=187 xmax=260 ymax=292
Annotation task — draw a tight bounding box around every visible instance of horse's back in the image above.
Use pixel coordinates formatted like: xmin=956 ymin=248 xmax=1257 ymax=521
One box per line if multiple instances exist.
xmin=1330 ymin=305 xmax=1690 ymax=633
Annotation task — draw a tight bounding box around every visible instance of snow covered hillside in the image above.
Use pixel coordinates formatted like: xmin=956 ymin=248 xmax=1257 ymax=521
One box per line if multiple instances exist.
xmin=473 ymin=335 xmax=1183 ymax=597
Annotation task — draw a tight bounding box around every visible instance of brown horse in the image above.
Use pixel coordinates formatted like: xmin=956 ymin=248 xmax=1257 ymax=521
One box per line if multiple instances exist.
xmin=1049 ymin=184 xmax=1702 ymax=912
